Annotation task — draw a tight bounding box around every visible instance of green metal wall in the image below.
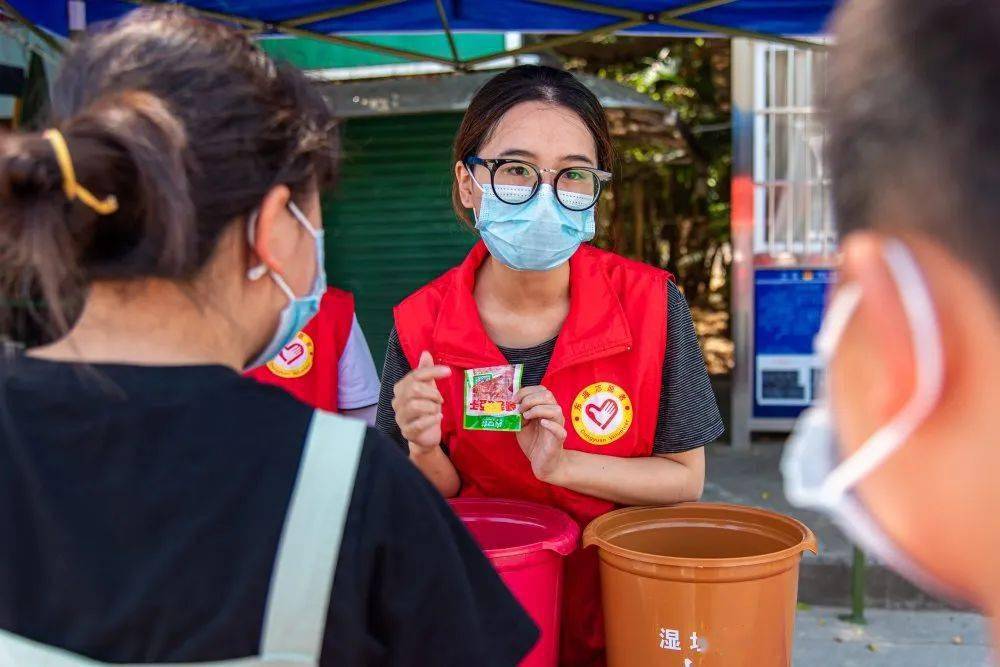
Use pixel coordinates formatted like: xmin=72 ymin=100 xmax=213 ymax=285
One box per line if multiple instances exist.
xmin=260 ymin=34 xmax=506 ymax=69
xmin=323 ymin=113 xmax=476 ymax=369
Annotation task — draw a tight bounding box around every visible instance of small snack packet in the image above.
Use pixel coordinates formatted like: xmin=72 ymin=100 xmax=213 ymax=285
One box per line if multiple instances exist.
xmin=463 ymin=364 xmax=524 ymax=432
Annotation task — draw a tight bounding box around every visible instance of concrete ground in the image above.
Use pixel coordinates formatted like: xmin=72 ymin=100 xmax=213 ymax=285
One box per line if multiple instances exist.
xmin=794 ymin=606 xmax=993 ymax=666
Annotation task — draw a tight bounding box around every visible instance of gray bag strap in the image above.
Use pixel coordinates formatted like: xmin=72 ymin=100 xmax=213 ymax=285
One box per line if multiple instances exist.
xmin=258 ymin=410 xmax=366 ymax=663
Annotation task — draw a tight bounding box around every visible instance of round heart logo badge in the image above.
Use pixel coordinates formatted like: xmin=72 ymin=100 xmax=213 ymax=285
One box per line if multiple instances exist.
xmin=266 ymin=331 xmax=314 ymax=379
xmin=571 ymin=381 xmax=633 ymax=446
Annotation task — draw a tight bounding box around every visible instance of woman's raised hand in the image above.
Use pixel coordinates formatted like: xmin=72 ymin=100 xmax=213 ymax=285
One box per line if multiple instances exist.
xmin=515 ymin=385 xmax=568 ymax=483
xmin=392 ymin=351 xmax=452 ymax=452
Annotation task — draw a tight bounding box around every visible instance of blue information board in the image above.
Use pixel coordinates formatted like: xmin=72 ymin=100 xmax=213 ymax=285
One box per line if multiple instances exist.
xmin=753 ymin=268 xmax=835 ymax=419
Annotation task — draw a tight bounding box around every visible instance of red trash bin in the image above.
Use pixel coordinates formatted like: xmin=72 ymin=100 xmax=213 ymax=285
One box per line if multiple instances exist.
xmin=450 ymin=498 xmax=579 ymax=667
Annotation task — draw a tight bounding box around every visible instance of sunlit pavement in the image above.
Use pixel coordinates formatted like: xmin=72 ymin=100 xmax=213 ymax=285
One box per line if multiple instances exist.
xmin=794 ymin=606 xmax=992 ymax=666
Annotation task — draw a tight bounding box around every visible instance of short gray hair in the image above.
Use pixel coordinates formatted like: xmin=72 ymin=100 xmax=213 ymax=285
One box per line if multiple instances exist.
xmin=827 ymin=0 xmax=1000 ymax=298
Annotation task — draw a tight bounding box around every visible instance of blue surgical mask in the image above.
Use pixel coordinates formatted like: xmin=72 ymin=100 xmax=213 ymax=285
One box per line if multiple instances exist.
xmin=471 ymin=175 xmax=596 ymax=272
xmin=244 ymin=201 xmax=326 ymax=370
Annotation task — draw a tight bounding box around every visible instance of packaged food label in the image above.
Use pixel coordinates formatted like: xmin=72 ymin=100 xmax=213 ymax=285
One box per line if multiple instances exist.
xmin=463 ymin=364 xmax=523 ymax=432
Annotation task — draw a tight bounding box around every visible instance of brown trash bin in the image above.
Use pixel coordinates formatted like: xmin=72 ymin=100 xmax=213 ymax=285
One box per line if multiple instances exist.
xmin=583 ymin=503 xmax=817 ymax=667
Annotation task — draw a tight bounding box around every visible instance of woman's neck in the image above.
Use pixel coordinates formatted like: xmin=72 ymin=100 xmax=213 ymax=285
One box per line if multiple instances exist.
xmin=31 ymin=280 xmax=251 ymax=370
xmin=476 ymin=256 xmax=571 ymax=312
xmin=473 ymin=256 xmax=571 ymax=348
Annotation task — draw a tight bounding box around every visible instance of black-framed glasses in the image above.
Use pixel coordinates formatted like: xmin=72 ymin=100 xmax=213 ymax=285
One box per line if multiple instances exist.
xmin=466 ymin=156 xmax=612 ymax=212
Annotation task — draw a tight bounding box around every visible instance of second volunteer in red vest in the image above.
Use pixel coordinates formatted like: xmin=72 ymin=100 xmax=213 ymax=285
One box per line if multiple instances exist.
xmin=246 ymin=287 xmax=380 ymax=422
xmin=376 ymin=65 xmax=724 ymax=667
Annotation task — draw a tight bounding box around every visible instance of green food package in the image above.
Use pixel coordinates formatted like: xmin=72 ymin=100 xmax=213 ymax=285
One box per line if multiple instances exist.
xmin=463 ymin=364 xmax=524 ymax=432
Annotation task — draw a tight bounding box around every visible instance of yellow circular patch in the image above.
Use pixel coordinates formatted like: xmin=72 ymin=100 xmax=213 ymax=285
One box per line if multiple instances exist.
xmin=571 ymin=381 xmax=633 ymax=446
xmin=266 ymin=331 xmax=314 ymax=379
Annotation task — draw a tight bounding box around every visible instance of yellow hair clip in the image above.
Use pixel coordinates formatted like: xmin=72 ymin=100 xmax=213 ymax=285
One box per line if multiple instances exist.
xmin=42 ymin=129 xmax=119 ymax=216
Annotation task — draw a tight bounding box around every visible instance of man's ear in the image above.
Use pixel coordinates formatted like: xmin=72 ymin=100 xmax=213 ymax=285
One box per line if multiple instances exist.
xmin=831 ymin=232 xmax=918 ymax=453
xmin=250 ymin=185 xmax=293 ymax=277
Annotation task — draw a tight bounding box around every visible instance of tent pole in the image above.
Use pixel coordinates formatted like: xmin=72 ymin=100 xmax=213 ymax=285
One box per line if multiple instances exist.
xmin=125 ymin=0 xmax=459 ymax=67
xmin=434 ymin=0 xmax=462 ymax=69
xmin=658 ymin=16 xmax=827 ymax=50
xmin=460 ymin=18 xmax=643 ymax=67
xmin=283 ymin=0 xmax=405 ymax=29
xmin=0 ymin=0 xmax=64 ymax=53
xmin=274 ymin=23 xmax=459 ymax=67
xmin=527 ymin=0 xmax=639 ymax=20
xmin=528 ymin=0 xmax=825 ymax=51
xmin=660 ymin=0 xmax=738 ymax=19
xmin=526 ymin=0 xmax=743 ymax=23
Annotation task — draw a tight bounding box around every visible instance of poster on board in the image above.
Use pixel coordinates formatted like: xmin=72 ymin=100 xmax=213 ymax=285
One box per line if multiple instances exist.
xmin=753 ymin=268 xmax=835 ymax=420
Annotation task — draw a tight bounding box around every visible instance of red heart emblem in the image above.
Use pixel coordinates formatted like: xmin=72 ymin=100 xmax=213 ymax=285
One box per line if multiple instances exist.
xmin=585 ymin=399 xmax=619 ymax=430
xmin=279 ymin=343 xmax=305 ymax=365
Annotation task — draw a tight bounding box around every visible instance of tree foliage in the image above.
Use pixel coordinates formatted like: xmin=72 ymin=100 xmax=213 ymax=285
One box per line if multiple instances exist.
xmin=558 ymin=37 xmax=732 ymax=306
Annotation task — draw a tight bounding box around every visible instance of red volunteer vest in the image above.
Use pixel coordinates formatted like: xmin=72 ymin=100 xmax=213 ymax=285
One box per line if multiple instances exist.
xmin=246 ymin=287 xmax=355 ymax=412
xmin=394 ymin=242 xmax=669 ymax=667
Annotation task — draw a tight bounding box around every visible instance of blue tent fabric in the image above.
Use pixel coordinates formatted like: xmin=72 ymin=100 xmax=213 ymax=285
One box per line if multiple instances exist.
xmin=14 ymin=1 xmax=834 ymax=41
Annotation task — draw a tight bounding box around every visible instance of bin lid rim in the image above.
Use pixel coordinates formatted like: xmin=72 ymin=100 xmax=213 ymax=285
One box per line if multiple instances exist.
xmin=449 ymin=497 xmax=580 ymax=558
xmin=582 ymin=502 xmax=818 ymax=568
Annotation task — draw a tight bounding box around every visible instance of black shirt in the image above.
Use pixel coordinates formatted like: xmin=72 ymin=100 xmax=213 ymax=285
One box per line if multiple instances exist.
xmin=0 ymin=354 xmax=537 ymax=666
xmin=376 ymin=281 xmax=724 ymax=454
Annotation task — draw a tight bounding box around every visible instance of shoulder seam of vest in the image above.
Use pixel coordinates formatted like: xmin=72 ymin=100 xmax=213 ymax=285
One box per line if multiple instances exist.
xmin=586 ymin=245 xmax=672 ymax=280
xmin=398 ymin=266 xmax=458 ymax=308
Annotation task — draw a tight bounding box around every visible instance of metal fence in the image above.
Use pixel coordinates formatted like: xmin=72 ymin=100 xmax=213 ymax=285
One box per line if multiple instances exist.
xmin=752 ymin=41 xmax=835 ymax=263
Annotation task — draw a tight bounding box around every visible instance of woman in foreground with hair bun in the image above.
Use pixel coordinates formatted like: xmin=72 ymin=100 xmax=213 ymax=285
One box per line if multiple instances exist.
xmin=0 ymin=7 xmax=536 ymax=666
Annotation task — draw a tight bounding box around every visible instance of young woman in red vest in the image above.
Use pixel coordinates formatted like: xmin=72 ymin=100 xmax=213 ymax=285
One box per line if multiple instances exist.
xmin=376 ymin=65 xmax=724 ymax=666
xmin=246 ymin=287 xmax=381 ymax=423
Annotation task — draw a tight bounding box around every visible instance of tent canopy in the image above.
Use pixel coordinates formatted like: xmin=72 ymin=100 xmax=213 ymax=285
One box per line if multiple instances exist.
xmin=8 ymin=1 xmax=835 ymax=67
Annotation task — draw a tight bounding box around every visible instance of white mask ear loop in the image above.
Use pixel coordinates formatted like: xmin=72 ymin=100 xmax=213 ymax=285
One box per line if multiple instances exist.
xmin=246 ymin=210 xmax=269 ymax=281
xmin=464 ymin=163 xmax=486 ymax=224
xmin=820 ymin=239 xmax=945 ymax=501
xmin=464 ymin=162 xmax=486 ymax=193
xmin=815 ymin=284 xmax=862 ymax=360
xmin=245 ymin=205 xmax=318 ymax=300
xmin=287 ymin=200 xmax=323 ymax=240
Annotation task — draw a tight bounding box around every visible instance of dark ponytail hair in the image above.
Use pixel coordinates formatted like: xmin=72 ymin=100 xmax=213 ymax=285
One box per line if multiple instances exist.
xmin=0 ymin=6 xmax=337 ymax=338
xmin=451 ymin=65 xmax=615 ymax=226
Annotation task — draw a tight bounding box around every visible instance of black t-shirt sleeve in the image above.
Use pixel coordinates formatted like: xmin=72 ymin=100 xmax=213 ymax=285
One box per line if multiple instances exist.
xmin=326 ymin=427 xmax=538 ymax=667
xmin=652 ymin=282 xmax=726 ymax=454
xmin=374 ymin=328 xmax=411 ymax=449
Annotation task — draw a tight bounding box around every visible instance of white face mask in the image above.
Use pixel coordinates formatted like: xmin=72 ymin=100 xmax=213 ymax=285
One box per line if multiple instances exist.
xmin=780 ymin=240 xmax=966 ymax=603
